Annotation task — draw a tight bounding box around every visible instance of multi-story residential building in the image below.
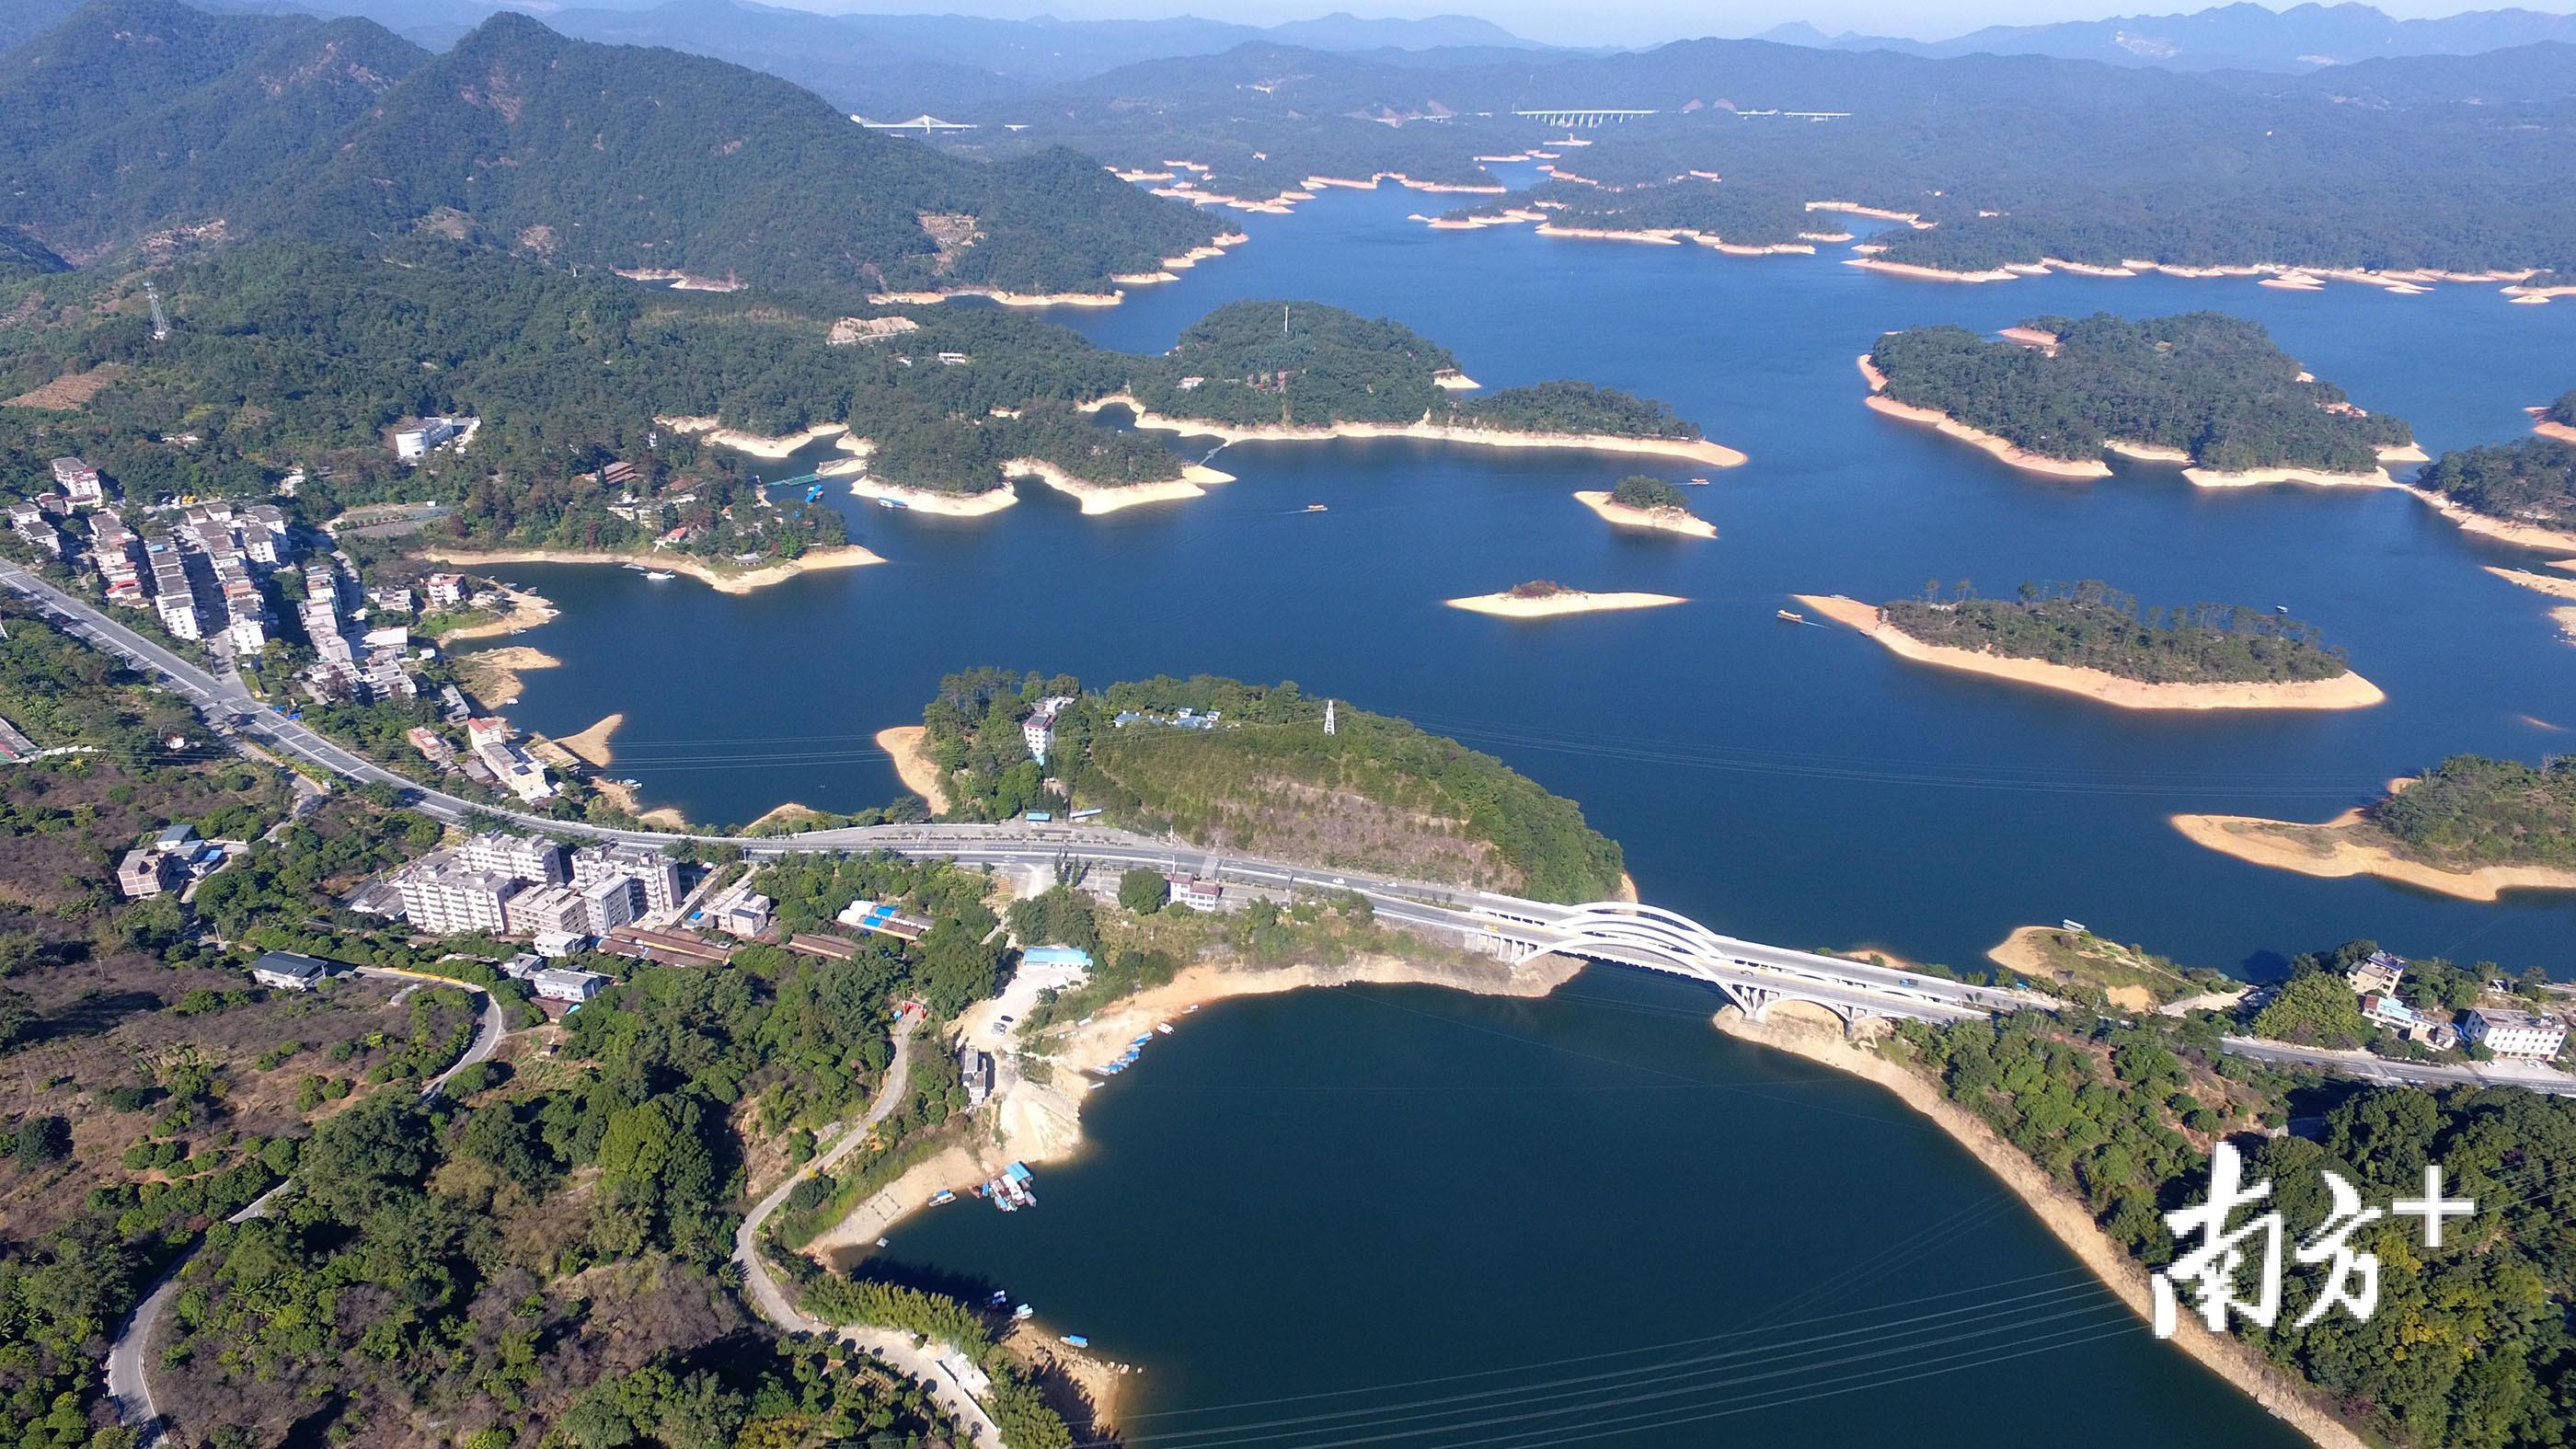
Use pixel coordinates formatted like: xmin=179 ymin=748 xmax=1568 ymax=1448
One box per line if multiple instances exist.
xmin=1022 ymin=695 xmax=1073 ymax=763
xmin=2461 ymin=1008 xmax=2569 ymax=1061
xmin=572 ymin=843 xmax=679 ymax=915
xmin=50 ymin=457 xmax=103 ymax=508
xmin=503 ymin=883 xmax=591 ymax=938
xmin=147 ymin=537 xmax=201 ymax=639
xmin=425 ymin=572 xmax=468 ymax=608
xmin=396 ymin=861 xmax=520 ymax=935
xmin=465 ymin=718 xmax=553 ymax=802
xmin=6 ymin=501 xmax=61 ymax=557
xmin=459 ymin=829 xmax=569 ymax=884
xmin=90 ymin=511 xmax=144 ymax=605
xmin=580 ymin=874 xmax=642 ymax=935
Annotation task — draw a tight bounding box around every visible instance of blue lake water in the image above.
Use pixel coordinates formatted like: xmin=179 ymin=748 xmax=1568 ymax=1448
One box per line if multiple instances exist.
xmin=487 ymin=175 xmax=2576 ymax=979
xmin=473 ymin=171 xmax=2576 ymax=1444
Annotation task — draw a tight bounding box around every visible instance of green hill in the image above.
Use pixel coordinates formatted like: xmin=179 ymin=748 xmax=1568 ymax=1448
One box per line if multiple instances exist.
xmin=917 ymin=669 xmax=1627 ymax=902
xmin=4 ymin=9 xmax=428 ymax=256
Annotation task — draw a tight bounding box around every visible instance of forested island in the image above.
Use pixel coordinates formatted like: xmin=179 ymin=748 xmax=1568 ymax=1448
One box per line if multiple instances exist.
xmin=0 ymin=248 xmax=1718 ymax=561
xmin=2177 ymin=753 xmax=2576 ymax=902
xmin=1866 ymin=314 xmax=2419 ymax=482
xmin=1802 ymin=582 xmax=2383 ymax=709
xmin=1431 ymin=178 xmax=1818 ymax=253
xmin=911 ymin=669 xmax=1627 ymax=902
xmin=1572 ymin=475 xmax=1717 ymax=537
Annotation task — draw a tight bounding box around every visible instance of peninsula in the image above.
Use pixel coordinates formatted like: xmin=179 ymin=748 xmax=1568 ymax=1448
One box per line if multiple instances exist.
xmin=1573 ymin=476 xmax=1719 ymax=537
xmin=1446 ymin=581 xmax=1688 ymax=618
xmin=2176 ymin=754 xmax=2576 ymax=902
xmin=2410 ymin=413 xmax=2576 ymax=552
xmin=914 ymin=669 xmax=1627 ymax=902
xmin=1864 ymin=314 xmax=2419 ymax=483
xmin=1797 ymin=583 xmax=2383 ymax=710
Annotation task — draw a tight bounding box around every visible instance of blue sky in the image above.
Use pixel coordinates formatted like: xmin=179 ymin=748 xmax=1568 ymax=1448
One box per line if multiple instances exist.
xmin=793 ymin=0 xmax=2538 ymax=48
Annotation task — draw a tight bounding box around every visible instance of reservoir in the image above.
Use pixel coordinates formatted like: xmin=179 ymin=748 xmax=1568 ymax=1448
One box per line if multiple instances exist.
xmin=484 ymin=172 xmax=2576 ymax=979
xmin=471 ymin=170 xmax=2576 ymax=1442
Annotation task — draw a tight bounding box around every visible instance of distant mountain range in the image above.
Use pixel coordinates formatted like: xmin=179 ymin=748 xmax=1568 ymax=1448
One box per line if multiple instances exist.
xmin=0 ymin=0 xmax=1220 ymax=291
xmin=1759 ymin=2 xmax=2576 ymax=73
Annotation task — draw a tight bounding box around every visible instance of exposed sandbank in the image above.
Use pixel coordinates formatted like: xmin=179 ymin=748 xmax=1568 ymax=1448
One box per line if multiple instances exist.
xmin=655 ymin=416 xmax=847 ymax=459
xmin=431 ymin=583 xmax=557 ymax=643
xmin=554 ymin=712 xmax=621 ymax=769
xmin=2407 ymin=489 xmax=2576 ymax=553
xmin=1446 ymin=588 xmax=1687 ymax=618
xmin=1003 ymin=456 xmax=1236 ymax=514
xmin=1844 ymin=258 xmax=2017 ymax=283
xmin=453 ymin=645 xmax=559 ymax=707
xmin=1570 ymin=490 xmax=1717 ymax=538
xmin=1712 ymin=1011 xmax=2371 ymax=1449
xmin=1086 ymin=394 xmax=1748 ymax=468
xmin=2486 ymin=565 xmax=2576 ymax=600
xmin=2534 ymin=419 xmax=2576 ymax=446
xmin=876 ymin=725 xmax=951 ymax=815
xmin=1796 ymin=593 xmax=2384 ymax=710
xmin=2172 ymin=810 xmax=2576 ymax=903
xmin=420 ymin=545 xmax=884 ymax=594
xmin=847 ymin=477 xmax=1019 ymax=517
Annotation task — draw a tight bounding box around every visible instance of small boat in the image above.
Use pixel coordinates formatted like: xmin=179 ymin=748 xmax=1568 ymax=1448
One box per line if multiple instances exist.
xmin=878 ymin=496 xmax=908 ymax=510
xmin=1688 ymin=476 xmax=1710 ymax=485
xmin=2274 ymin=604 xmax=2291 ymax=614
xmin=1155 ymin=1022 xmax=1174 ymax=1035
xmin=640 ymin=570 xmax=674 ymax=581
xmin=928 ymin=1189 xmax=957 ymax=1205
xmin=1305 ymin=503 xmax=1328 ymax=512
xmin=1062 ymin=1334 xmax=1091 ymax=1349
xmin=989 ymin=1290 xmax=1011 ymax=1306
xmin=1183 ymin=1004 xmax=1200 ymax=1014
xmin=1013 ymin=1304 xmax=1034 ymax=1320
xmin=1776 ymin=609 xmax=1806 ymax=624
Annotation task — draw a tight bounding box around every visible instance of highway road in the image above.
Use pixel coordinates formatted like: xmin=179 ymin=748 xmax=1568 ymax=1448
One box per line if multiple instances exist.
xmin=2225 ymin=1035 xmax=2576 ymax=1098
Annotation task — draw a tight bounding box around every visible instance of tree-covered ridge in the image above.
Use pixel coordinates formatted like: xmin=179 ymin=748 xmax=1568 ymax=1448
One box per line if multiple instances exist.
xmin=4 ymin=0 xmax=1219 ymax=298
xmin=1897 ymin=1006 xmax=2576 ymax=1449
xmin=2417 ymin=438 xmax=2576 ymax=527
xmin=1869 ymin=313 xmax=2412 ymax=472
xmin=1441 ymin=178 xmax=1813 ymax=247
xmin=2547 ymin=389 xmax=2576 ymax=427
xmin=917 ymin=669 xmax=1627 ymax=902
xmin=1878 ymin=581 xmax=2356 ymax=684
xmin=2369 ymin=754 xmax=2576 ymax=869
xmin=0 ymin=248 xmax=1701 ymax=537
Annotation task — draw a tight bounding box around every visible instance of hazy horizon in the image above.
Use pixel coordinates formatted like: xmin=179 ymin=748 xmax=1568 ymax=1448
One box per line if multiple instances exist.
xmin=767 ymin=0 xmax=2576 ymax=49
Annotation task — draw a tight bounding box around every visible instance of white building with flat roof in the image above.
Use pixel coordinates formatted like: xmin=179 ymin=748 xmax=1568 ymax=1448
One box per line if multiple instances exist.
xmin=397 ymin=861 xmax=520 ymax=935
xmin=581 ymin=874 xmax=642 ymax=935
xmin=2461 ymin=1008 xmax=2568 ymax=1062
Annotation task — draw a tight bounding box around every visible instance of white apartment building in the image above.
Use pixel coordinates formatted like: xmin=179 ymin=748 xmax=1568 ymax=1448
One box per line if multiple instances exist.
xmin=2461 ymin=1008 xmax=2568 ymax=1062
xmin=397 ymin=864 xmax=520 ymax=935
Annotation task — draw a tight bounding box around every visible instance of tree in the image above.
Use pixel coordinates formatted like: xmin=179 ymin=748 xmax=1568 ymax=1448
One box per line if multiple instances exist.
xmin=1118 ymin=866 xmax=1167 ymax=914
xmin=12 ymin=1114 xmax=69 ymax=1163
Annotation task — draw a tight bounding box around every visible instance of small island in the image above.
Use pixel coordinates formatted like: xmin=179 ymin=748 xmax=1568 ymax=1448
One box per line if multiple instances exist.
xmin=1798 ymin=581 xmax=2384 ymax=709
xmin=1447 ymin=580 xmax=1687 ymax=618
xmin=2175 ymin=754 xmax=2576 ymax=901
xmin=1574 ymin=476 xmax=1718 ymax=538
xmin=1864 ymin=313 xmax=2421 ymax=485
xmin=1429 ymin=180 xmax=1817 ymax=256
xmin=2409 ymin=399 xmax=2576 ymax=551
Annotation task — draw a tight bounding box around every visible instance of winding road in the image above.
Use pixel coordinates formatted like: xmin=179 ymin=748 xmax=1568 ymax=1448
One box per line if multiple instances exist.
xmin=104 ymin=971 xmax=507 ymax=1444
xmin=730 ymin=1014 xmax=1006 ymax=1449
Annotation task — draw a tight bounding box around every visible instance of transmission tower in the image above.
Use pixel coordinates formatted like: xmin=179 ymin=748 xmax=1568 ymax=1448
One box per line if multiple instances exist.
xmin=144 ymin=281 xmax=170 ymax=340
xmin=1324 ymin=699 xmax=1336 ymax=736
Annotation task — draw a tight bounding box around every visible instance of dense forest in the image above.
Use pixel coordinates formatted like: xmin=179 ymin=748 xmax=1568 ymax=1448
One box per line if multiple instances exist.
xmin=1869 ymin=314 xmax=2413 ymax=472
xmin=1879 ymin=581 xmax=2357 ymax=684
xmin=0 ymin=249 xmax=1701 ymax=557
xmin=915 ymin=668 xmax=1627 ymax=901
xmin=1 ymin=0 xmax=1218 ymax=297
xmin=2416 ymin=437 xmax=2576 ymax=527
xmin=1895 ymin=998 xmax=2576 ymax=1449
xmin=1609 ymin=475 xmax=1694 ymax=511
xmin=2368 ymin=754 xmax=2576 ymax=868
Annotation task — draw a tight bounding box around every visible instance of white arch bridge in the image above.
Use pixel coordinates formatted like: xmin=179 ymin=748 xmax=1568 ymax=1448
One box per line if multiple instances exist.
xmin=1457 ymin=900 xmax=2051 ymax=1029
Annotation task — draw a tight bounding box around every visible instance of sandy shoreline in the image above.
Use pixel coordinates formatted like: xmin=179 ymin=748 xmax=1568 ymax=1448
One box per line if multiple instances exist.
xmin=2172 ymin=810 xmax=2576 ymax=902
xmin=420 ymin=545 xmax=884 ymax=594
xmin=656 ymin=416 xmax=847 ymax=459
xmin=2409 ymin=489 xmax=2576 ymax=553
xmin=1002 ymin=456 xmax=1236 ymax=514
xmin=2181 ymin=462 xmax=2403 ymax=489
xmin=431 ymin=583 xmax=557 ymax=643
xmin=848 ymin=477 xmax=1020 ymax=517
xmin=554 ymin=712 xmax=621 ymax=768
xmin=1570 ymin=491 xmax=1717 ymax=538
xmin=1446 ymin=589 xmax=1686 ymax=618
xmin=1796 ymin=594 xmax=2385 ymax=710
xmin=875 ymin=725 xmax=950 ymax=814
xmin=809 ymin=951 xmax=1584 ymax=1259
xmin=1844 ymin=257 xmax=2018 ymax=283
xmin=1711 ymin=1012 xmax=2368 ymax=1449
xmin=1857 ymin=355 xmax=2110 ymax=478
xmin=453 ymin=645 xmax=559 ymax=707
xmin=1087 ymin=394 xmax=1748 ymax=468
xmin=2536 ymin=420 xmax=2576 ymax=446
